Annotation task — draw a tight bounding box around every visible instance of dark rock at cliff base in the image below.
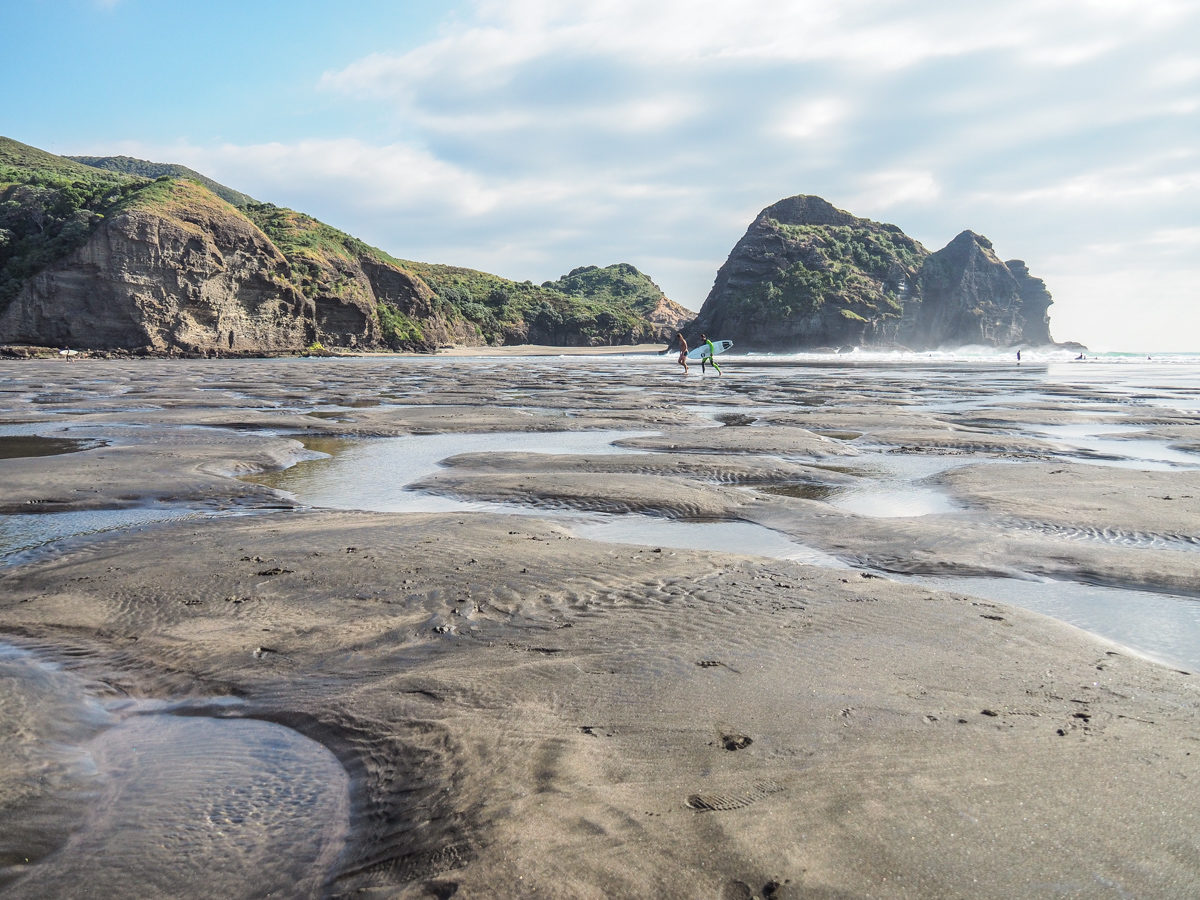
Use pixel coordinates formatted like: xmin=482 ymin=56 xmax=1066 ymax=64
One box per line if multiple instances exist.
xmin=686 ymin=195 xmax=1061 ymax=352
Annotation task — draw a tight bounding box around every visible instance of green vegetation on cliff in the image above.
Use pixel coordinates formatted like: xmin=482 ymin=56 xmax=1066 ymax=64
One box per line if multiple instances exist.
xmin=245 ymin=203 xmax=388 ymax=267
xmin=235 ymin=204 xmax=673 ymax=346
xmin=545 ymin=263 xmax=671 ymax=317
xmin=400 ymin=260 xmax=667 ymax=346
xmin=119 ymin=175 xmax=237 ymax=217
xmin=67 ymin=155 xmax=256 ymax=207
xmin=0 ymin=137 xmax=147 ymax=309
xmin=244 ymin=203 xmax=438 ymax=349
xmin=732 ymin=220 xmax=926 ymax=325
xmin=692 ymin=193 xmax=1058 ymax=350
xmin=375 ymin=303 xmax=425 ymax=346
xmin=244 ymin=203 xmax=381 ymax=301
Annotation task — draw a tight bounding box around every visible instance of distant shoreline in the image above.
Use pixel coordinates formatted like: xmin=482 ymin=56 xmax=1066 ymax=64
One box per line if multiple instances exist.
xmin=12 ymin=342 xmax=1199 ymax=364
xmin=0 ymin=343 xmax=671 ymax=361
xmin=429 ymin=343 xmax=668 ymax=357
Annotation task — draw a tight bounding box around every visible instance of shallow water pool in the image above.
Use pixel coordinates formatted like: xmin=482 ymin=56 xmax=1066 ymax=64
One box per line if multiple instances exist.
xmin=0 ymin=643 xmax=350 ymax=898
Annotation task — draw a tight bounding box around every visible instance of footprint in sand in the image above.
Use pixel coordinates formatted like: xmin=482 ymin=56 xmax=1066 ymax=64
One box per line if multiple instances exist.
xmin=686 ymin=780 xmax=783 ymax=812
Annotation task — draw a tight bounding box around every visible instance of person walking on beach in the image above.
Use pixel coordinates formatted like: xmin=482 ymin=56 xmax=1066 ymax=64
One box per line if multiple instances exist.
xmin=700 ymin=333 xmax=721 ymax=375
xmin=676 ymin=333 xmax=689 ymax=374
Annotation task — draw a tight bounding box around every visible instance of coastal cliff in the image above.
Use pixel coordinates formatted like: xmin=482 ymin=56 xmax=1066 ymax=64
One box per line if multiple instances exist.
xmin=1 ymin=180 xmax=316 ymax=353
xmin=687 ymin=194 xmax=1059 ymax=351
xmin=0 ymin=137 xmax=689 ymax=354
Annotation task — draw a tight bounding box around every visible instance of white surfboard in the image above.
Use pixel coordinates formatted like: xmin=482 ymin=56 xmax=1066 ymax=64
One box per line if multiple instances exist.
xmin=686 ymin=339 xmax=733 ymax=361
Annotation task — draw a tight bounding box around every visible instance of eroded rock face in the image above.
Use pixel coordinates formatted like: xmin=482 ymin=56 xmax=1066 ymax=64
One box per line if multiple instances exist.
xmin=904 ymin=231 xmax=1035 ymax=348
xmin=1006 ymin=258 xmax=1054 ymax=346
xmin=0 ymin=186 xmax=482 ymax=355
xmin=645 ymin=293 xmax=693 ymax=336
xmin=0 ymin=198 xmax=316 ymax=353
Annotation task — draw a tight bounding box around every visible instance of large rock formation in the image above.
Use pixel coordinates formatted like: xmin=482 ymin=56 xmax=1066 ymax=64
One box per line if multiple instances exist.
xmin=540 ymin=263 xmax=692 ymax=342
xmin=0 ymin=179 xmax=478 ymax=354
xmin=688 ymin=195 xmax=1059 ymax=351
xmin=1004 ymin=258 xmax=1054 ymax=346
xmin=903 ymin=231 xmax=1053 ymax=348
xmin=688 ymin=196 xmax=928 ymax=350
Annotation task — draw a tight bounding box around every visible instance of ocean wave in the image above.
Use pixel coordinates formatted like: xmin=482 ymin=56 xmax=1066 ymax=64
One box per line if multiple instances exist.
xmin=739 ymin=347 xmax=1200 ymax=366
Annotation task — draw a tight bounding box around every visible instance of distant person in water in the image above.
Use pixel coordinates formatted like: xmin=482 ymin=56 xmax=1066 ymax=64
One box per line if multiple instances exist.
xmin=1016 ymin=349 xmax=1021 ymax=363
xmin=700 ymin=333 xmax=721 ymax=375
xmin=676 ymin=333 xmax=689 ymax=374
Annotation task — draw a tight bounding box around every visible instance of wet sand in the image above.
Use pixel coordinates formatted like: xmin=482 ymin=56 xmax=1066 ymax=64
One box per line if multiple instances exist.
xmin=2 ymin=354 xmax=1199 ymax=898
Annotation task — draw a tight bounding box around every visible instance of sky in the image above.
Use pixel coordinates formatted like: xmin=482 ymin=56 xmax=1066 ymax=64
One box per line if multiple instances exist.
xmin=5 ymin=0 xmax=1198 ymax=351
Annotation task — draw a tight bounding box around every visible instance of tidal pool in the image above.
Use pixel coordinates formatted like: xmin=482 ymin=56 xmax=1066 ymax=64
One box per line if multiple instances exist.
xmin=0 ymin=642 xmax=350 ymax=899
xmin=1027 ymin=423 xmax=1200 ymax=470
xmin=821 ymin=452 xmax=969 ymax=518
xmin=0 ymin=435 xmax=104 ymax=460
xmin=249 ymin=430 xmax=1200 ymax=671
xmin=892 ymin=575 xmax=1200 ymax=672
xmin=248 ymin=430 xmax=847 ymax=564
xmin=0 ymin=508 xmax=206 ymax=564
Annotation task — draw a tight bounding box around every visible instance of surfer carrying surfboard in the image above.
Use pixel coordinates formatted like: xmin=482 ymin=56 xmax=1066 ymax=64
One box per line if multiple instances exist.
xmin=700 ymin=333 xmax=721 ymax=375
xmin=676 ymin=333 xmax=689 ymax=374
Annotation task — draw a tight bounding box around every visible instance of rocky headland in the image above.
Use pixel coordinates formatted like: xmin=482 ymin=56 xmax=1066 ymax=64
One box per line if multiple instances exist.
xmin=686 ymin=195 xmax=1062 ymax=352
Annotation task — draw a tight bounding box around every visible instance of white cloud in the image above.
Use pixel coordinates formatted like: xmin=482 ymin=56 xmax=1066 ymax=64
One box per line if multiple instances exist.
xmin=1148 ymin=55 xmax=1200 ymax=86
xmin=1043 ymin=265 xmax=1200 ymax=352
xmin=458 ymin=0 xmax=1036 ymax=70
xmin=318 ymin=26 xmax=542 ymax=100
xmin=113 ymin=138 xmax=502 ymax=217
xmin=846 ymin=170 xmax=942 ymax=213
xmin=1036 ymin=219 xmax=1200 ymax=351
xmin=970 ymin=155 xmax=1200 ymax=206
xmin=773 ymin=98 xmax=851 ymax=142
xmin=1059 ymin=227 xmax=1200 ymax=258
xmin=1145 ymin=226 xmax=1200 ymax=250
xmin=405 ymin=93 xmax=700 ymax=136
xmin=321 ymin=0 xmax=1191 ymax=103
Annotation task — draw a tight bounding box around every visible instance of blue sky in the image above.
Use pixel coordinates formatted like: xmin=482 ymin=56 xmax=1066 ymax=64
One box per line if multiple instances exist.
xmin=6 ymin=0 xmax=1198 ymax=350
